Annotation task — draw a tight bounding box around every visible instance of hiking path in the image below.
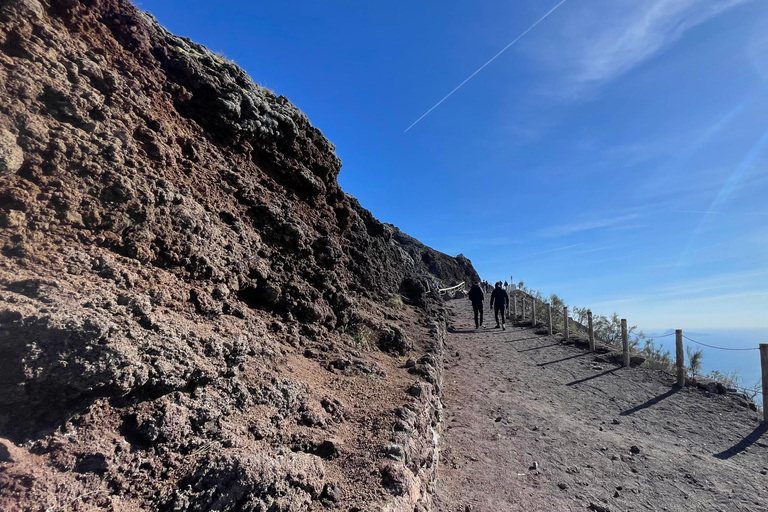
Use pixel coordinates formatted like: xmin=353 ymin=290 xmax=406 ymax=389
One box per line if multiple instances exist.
xmin=435 ymin=299 xmax=768 ymax=512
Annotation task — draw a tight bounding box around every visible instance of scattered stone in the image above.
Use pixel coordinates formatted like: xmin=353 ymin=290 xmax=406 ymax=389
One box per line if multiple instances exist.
xmin=588 ymin=503 xmax=610 ymax=512
xmin=378 ymin=324 xmax=410 ymax=355
xmin=314 ymin=440 xmax=339 ymax=460
xmin=383 ymin=443 xmax=405 ymax=461
xmin=404 ymin=357 xmax=417 ymax=368
xmin=380 ymin=462 xmax=416 ymax=497
xmin=0 ymin=442 xmax=12 ymax=463
xmin=495 ymin=416 xmax=502 ymax=422
xmin=73 ymin=453 xmax=108 ymax=475
xmin=0 ymin=128 xmax=23 ymax=176
xmin=530 ymin=461 xmax=539 ymax=470
xmin=320 ymin=482 xmax=342 ymax=502
xmin=0 ymin=210 xmax=26 ymax=229
xmin=612 ymin=419 xmax=620 ymax=425
xmin=408 ymin=383 xmax=426 ymax=398
xmin=630 ymin=445 xmax=641 ymax=455
xmin=558 ymin=483 xmax=569 ymax=490
xmin=329 ymin=358 xmax=351 ymax=371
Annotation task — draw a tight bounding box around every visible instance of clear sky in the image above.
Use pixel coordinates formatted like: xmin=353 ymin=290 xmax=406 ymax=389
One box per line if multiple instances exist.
xmin=137 ymin=0 xmax=768 ymax=329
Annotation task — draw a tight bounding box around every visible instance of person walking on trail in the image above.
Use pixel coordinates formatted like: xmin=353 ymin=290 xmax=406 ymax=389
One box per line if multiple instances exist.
xmin=490 ymin=281 xmax=509 ymax=330
xmin=468 ymin=281 xmax=484 ymax=329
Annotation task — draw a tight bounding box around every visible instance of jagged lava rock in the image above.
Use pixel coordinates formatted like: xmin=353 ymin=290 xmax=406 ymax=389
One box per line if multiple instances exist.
xmin=0 ymin=1 xmax=478 ymax=510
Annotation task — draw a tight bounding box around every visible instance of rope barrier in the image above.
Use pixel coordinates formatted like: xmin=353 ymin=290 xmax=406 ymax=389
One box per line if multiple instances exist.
xmin=439 ymin=281 xmax=465 ymax=293
xmin=682 ymin=335 xmax=759 ymax=351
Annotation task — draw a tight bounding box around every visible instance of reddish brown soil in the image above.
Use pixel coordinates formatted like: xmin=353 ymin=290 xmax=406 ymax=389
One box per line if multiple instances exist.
xmin=0 ymin=1 xmax=475 ymax=510
xmin=436 ymin=300 xmax=768 ymax=512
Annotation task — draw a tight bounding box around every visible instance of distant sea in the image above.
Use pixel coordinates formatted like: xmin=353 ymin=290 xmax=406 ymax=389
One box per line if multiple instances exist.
xmin=643 ymin=328 xmax=768 ymax=402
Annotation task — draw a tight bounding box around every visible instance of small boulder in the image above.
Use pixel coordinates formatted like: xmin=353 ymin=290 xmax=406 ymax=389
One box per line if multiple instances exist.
xmin=74 ymin=453 xmax=108 ymax=475
xmin=0 ymin=129 xmax=23 ymax=176
xmin=321 ymin=482 xmax=342 ymax=502
xmin=0 ymin=442 xmax=12 ymax=463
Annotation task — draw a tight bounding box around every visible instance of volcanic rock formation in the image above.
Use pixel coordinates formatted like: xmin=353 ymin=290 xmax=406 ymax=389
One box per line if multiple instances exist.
xmin=0 ymin=1 xmax=478 ymax=510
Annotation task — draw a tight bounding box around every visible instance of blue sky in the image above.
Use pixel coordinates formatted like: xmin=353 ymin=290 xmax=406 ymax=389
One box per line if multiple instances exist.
xmin=138 ymin=0 xmax=768 ymax=329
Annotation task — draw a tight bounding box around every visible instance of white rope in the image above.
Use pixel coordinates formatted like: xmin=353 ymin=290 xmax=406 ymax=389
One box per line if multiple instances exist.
xmin=439 ymin=281 xmax=465 ymax=293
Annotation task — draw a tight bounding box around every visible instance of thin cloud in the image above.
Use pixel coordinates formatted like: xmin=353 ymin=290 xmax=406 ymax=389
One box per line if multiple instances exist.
xmin=510 ymin=243 xmax=585 ymax=261
xmin=539 ymin=214 xmax=640 ymax=238
xmin=537 ymin=0 xmax=750 ymax=98
xmin=673 ymin=210 xmax=768 ymax=216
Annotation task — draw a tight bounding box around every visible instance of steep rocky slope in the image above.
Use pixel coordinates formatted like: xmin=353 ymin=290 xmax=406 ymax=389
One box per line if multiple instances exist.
xmin=0 ymin=1 xmax=478 ymax=510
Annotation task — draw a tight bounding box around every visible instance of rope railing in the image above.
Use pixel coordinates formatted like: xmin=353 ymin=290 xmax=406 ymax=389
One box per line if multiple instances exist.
xmin=496 ymin=278 xmax=767 ymax=421
xmin=438 ymin=281 xmax=465 ymax=294
xmin=682 ymin=335 xmax=759 ymax=352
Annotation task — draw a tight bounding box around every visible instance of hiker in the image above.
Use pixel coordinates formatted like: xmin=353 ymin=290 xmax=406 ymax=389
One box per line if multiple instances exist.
xmin=490 ymin=281 xmax=509 ymax=330
xmin=468 ymin=281 xmax=484 ymax=329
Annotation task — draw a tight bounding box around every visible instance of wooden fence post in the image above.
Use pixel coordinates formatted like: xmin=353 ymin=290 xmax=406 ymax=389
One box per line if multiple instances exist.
xmin=761 ymin=344 xmax=768 ymax=423
xmin=563 ymin=307 xmax=569 ymax=340
xmin=547 ymin=303 xmax=552 ymax=336
xmin=676 ymin=329 xmax=685 ymax=388
xmin=512 ymin=295 xmax=517 ymax=324
xmin=522 ymin=297 xmax=527 ymax=322
xmin=621 ymin=319 xmax=629 ymax=367
xmin=532 ymin=301 xmax=537 ymax=325
xmin=587 ymin=310 xmax=595 ymax=353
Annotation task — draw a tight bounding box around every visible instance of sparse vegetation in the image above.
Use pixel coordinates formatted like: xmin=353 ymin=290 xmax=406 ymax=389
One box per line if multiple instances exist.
xmin=346 ymin=323 xmax=375 ymax=351
xmin=706 ymin=369 xmax=740 ymax=388
xmin=686 ymin=346 xmax=704 ymax=377
xmin=513 ymin=285 xmax=678 ymax=371
xmin=387 ymin=293 xmax=405 ymax=310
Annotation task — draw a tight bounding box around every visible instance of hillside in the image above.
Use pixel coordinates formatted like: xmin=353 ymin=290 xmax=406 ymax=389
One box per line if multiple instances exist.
xmin=0 ymin=1 xmax=478 ymax=510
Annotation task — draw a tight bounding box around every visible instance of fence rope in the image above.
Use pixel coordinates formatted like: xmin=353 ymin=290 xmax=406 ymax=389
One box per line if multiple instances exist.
xmin=682 ymin=335 xmax=759 ymax=352
xmin=439 ymin=281 xmax=465 ymax=294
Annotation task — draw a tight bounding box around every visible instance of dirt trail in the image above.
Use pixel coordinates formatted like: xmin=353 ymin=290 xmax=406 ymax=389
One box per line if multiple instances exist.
xmin=435 ymin=300 xmax=768 ymax=512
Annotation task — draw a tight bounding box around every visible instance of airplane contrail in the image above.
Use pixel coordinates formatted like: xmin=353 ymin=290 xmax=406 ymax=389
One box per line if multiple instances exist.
xmin=404 ymin=0 xmax=569 ymax=133
xmin=512 ymin=243 xmax=585 ymax=261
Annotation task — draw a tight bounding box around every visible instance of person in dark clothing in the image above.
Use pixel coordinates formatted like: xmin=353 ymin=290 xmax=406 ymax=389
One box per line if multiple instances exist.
xmin=468 ymin=282 xmax=484 ymax=329
xmin=490 ymin=281 xmax=509 ymax=330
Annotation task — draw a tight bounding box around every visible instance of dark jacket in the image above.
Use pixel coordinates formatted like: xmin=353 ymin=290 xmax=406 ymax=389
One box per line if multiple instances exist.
xmin=468 ymin=284 xmax=484 ymax=305
xmin=490 ymin=288 xmax=508 ymax=310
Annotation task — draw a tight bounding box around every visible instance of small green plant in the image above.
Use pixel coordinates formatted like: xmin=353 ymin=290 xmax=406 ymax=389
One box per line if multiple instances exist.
xmin=686 ymin=346 xmax=704 ymax=377
xmin=387 ymin=294 xmax=405 ymax=310
xmin=350 ymin=324 xmax=375 ymax=351
xmin=707 ymin=369 xmax=740 ymax=388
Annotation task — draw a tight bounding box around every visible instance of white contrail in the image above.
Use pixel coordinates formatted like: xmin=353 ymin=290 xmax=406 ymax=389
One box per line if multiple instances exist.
xmin=513 ymin=243 xmax=585 ymax=261
xmin=404 ymin=0 xmax=569 ymax=133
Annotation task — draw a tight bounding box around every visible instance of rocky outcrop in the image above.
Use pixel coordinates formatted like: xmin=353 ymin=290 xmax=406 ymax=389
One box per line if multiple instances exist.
xmin=0 ymin=1 xmax=477 ymax=510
